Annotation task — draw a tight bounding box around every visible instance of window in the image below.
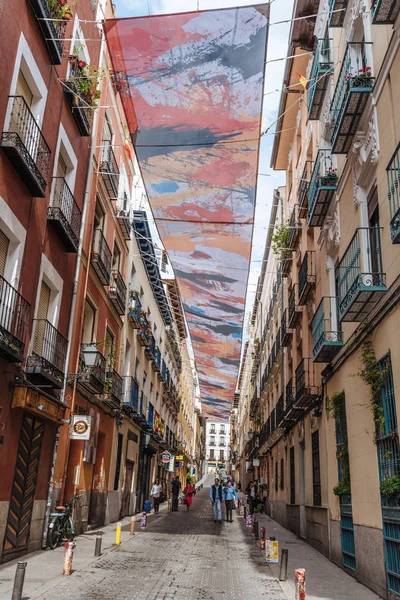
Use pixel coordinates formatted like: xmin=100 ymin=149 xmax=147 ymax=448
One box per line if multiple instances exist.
xmin=143 ymin=370 xmax=147 ymax=390
xmin=210 ymin=436 xmax=215 ymax=445
xmin=135 ymin=357 xmax=140 ymax=378
xmin=0 ymin=230 xmax=10 ymax=277
xmin=376 ymin=354 xmax=399 ymax=482
xmin=112 ymin=243 xmax=121 ymax=273
xmin=280 ymin=459 xmax=284 ymax=491
xmin=290 ymin=447 xmax=295 ymax=504
xmin=275 ymin=460 xmax=278 ymax=492
xmin=219 ymin=450 xmax=224 ymax=461
xmin=82 ymin=300 xmax=96 ymax=345
xmin=105 ymin=327 xmax=115 ymax=370
xmin=210 ymin=449 xmax=215 ymax=460
xmin=94 ymin=198 xmax=105 ymax=231
xmin=114 ymin=433 xmax=123 ymax=491
xmin=312 ymin=431 xmax=321 ymax=506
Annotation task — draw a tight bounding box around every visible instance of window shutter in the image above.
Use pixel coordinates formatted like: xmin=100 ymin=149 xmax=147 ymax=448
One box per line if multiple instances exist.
xmin=37 ymin=281 xmax=51 ymax=321
xmin=0 ymin=230 xmax=10 ymax=278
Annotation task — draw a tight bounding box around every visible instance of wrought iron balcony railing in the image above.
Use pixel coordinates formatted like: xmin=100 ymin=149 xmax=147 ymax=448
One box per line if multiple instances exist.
xmin=0 ymin=96 xmax=51 ymax=197
xmin=108 ymin=270 xmax=127 ymax=315
xmin=154 ymin=346 xmax=161 ymax=372
xmin=288 ymin=204 xmax=301 ymax=249
xmin=116 ymin=197 xmax=131 ymax=240
xmin=284 ymin=377 xmax=303 ymax=424
xmin=26 ymin=319 xmax=68 ymax=389
xmin=276 ymin=393 xmax=285 ymax=427
xmin=298 ymin=251 xmax=316 ymax=304
xmin=338 ymin=227 xmax=386 ymax=322
xmin=281 ymin=309 xmax=293 ymax=347
xmin=28 ymin=0 xmax=66 ymax=64
xmin=134 ymin=390 xmax=148 ymax=422
xmin=145 ymin=334 xmax=156 ymax=360
xmin=298 ymin=161 xmax=312 ymax=218
xmin=77 ymin=344 xmax=107 ymax=394
xmin=0 ymin=276 xmax=30 ymax=363
xmin=48 ymin=178 xmax=82 ymax=252
xmin=91 ymin=229 xmax=112 ymax=286
xmin=99 ymin=141 xmax=120 ymax=200
xmin=103 ymin=370 xmax=123 ymax=409
xmin=387 ymin=142 xmax=400 ymax=244
xmin=128 ymin=290 xmax=141 ymax=327
xmin=308 ymin=39 xmax=333 ymax=120
xmin=288 ymin=284 xmax=303 ymax=328
xmin=64 ymin=65 xmax=92 ymax=137
xmin=137 ymin=312 xmax=151 ymax=347
xmin=330 ymin=42 xmax=374 ymax=154
xmin=371 ymin=0 xmax=400 ymax=23
xmin=308 ymin=150 xmax=337 ymax=227
xmin=312 ymin=297 xmax=343 ymax=363
xmin=295 ymin=358 xmax=322 ymax=409
xmin=328 ymin=0 xmax=348 ymax=27
xmin=122 ymin=376 xmax=140 ymax=413
xmin=161 ymin=358 xmax=167 ymax=381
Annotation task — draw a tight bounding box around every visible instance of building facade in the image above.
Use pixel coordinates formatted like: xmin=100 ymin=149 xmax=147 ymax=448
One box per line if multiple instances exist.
xmin=234 ymin=0 xmax=400 ymax=597
xmin=205 ymin=420 xmax=230 ymax=472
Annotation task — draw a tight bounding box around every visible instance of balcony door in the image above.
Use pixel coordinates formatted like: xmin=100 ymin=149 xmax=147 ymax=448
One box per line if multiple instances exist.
xmin=368 ymin=189 xmax=382 ymax=283
xmin=0 ymin=230 xmax=9 ymax=277
xmin=15 ymin=71 xmax=38 ymax=160
xmin=33 ymin=281 xmax=50 ymax=358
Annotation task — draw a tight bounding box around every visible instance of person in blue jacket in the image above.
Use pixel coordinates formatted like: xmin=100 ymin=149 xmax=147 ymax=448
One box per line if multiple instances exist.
xmin=223 ymin=480 xmax=238 ymax=523
xmin=209 ymin=477 xmax=223 ymax=523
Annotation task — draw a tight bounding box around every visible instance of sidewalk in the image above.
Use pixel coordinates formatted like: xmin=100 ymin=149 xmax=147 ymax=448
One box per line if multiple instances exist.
xmin=239 ymin=496 xmax=382 ymax=600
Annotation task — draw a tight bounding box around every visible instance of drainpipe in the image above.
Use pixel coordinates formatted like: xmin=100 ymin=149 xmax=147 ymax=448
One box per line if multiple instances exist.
xmin=41 ymin=30 xmax=106 ymax=549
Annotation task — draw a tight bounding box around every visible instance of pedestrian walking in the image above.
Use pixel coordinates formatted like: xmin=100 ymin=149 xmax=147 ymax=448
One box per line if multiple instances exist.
xmin=250 ymin=481 xmax=256 ymax=515
xmin=185 ymin=478 xmax=195 ymax=511
xmin=171 ymin=475 xmax=181 ymax=512
xmin=223 ymin=480 xmax=238 ymax=523
xmin=210 ymin=477 xmax=223 ymax=524
xmin=150 ymin=478 xmax=162 ymax=514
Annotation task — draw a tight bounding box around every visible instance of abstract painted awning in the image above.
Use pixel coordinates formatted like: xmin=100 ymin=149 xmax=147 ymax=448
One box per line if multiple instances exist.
xmin=105 ymin=5 xmax=269 ymax=421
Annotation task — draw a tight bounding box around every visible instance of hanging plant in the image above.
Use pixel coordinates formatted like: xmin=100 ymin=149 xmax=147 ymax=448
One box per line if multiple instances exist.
xmin=271 ymin=223 xmax=291 ymax=264
xmin=357 ymin=341 xmax=385 ymax=431
xmin=380 ymin=475 xmax=400 ymax=496
xmin=328 ymin=391 xmax=351 ymax=495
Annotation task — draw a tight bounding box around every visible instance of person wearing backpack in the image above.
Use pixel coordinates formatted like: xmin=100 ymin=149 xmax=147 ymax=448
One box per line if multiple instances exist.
xmin=223 ymin=480 xmax=238 ymax=523
xmin=209 ymin=477 xmax=223 ymax=523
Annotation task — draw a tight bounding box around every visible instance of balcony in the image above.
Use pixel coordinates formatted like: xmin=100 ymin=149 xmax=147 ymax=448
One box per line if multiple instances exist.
xmin=99 ymin=141 xmax=120 ymax=200
xmin=298 ymin=161 xmax=312 ymax=218
xmin=116 ymin=207 xmax=131 ymax=241
xmin=281 ymin=309 xmax=293 ymax=347
xmin=91 ymin=229 xmax=112 ymax=285
xmin=284 ymin=378 xmax=303 ymax=424
xmin=128 ymin=290 xmax=141 ymax=327
xmin=145 ymin=334 xmax=156 ymax=360
xmin=0 ymin=96 xmax=51 ymax=197
xmin=276 ymin=393 xmax=285 ymax=427
xmin=298 ymin=251 xmax=316 ymax=304
xmin=371 ymin=0 xmax=400 ymax=23
xmin=387 ymin=142 xmax=400 ymax=244
xmin=308 ymin=39 xmax=333 ymax=120
xmin=312 ymin=297 xmax=343 ymax=363
xmin=308 ymin=150 xmax=338 ymax=227
xmin=48 ymin=178 xmax=82 ymax=252
xmin=295 ymin=358 xmax=322 ymax=410
xmin=28 ymin=0 xmax=66 ymax=64
xmin=288 ymin=284 xmax=303 ymax=328
xmin=26 ymin=320 xmax=68 ymax=389
xmin=146 ymin=402 xmax=155 ymax=432
xmin=338 ymin=227 xmax=386 ymax=322
xmin=0 ymin=276 xmax=30 ymax=363
xmin=122 ymin=376 xmax=140 ymax=413
xmin=288 ymin=204 xmax=301 ymax=249
xmin=330 ymin=43 xmax=374 ymax=154
xmin=64 ymin=66 xmax=92 ymax=137
xmin=76 ymin=344 xmax=106 ymax=395
xmin=160 ymin=358 xmax=167 ymax=381
xmin=133 ymin=390 xmax=148 ymax=423
xmin=154 ymin=346 xmax=161 ymax=372
xmin=328 ymin=0 xmax=348 ymax=26
xmin=103 ymin=370 xmax=123 ymax=410
xmin=108 ymin=270 xmax=127 ymax=315
xmin=137 ymin=312 xmax=151 ymax=347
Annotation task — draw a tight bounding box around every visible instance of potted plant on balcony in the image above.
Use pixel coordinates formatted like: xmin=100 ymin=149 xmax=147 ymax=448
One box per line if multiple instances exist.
xmin=271 ymin=223 xmax=291 ymax=265
xmin=318 ymin=167 xmax=338 ymax=187
xmin=345 ymin=66 xmax=372 ymax=88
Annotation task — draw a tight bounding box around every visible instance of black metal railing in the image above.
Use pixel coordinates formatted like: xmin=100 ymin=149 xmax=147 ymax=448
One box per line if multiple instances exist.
xmin=128 ymin=290 xmax=141 ymax=325
xmin=286 ymin=379 xmax=295 ymax=413
xmin=28 ymin=0 xmax=67 ymax=64
xmin=298 ymin=251 xmax=316 ymax=303
xmin=288 ymin=284 xmax=302 ymax=328
xmin=78 ymin=344 xmax=106 ymax=392
xmin=122 ymin=376 xmax=140 ymax=412
xmin=0 ymin=276 xmax=30 ymax=362
xmin=288 ymin=204 xmax=301 ymax=249
xmin=99 ymin=141 xmax=120 ymax=199
xmin=0 ymin=96 xmax=51 ymax=197
xmin=109 ymin=270 xmax=127 ymax=315
xmin=105 ymin=369 xmax=123 ymax=405
xmin=295 ymin=358 xmax=321 ymax=406
xmin=298 ymin=161 xmax=312 ymax=217
xmin=64 ymin=64 xmax=92 ymax=136
xmin=31 ymin=319 xmax=67 ymax=373
xmin=48 ymin=177 xmax=82 ymax=252
xmin=371 ymin=0 xmax=400 ymax=23
xmin=91 ymin=229 xmax=112 ymax=285
xmin=276 ymin=394 xmax=285 ymax=426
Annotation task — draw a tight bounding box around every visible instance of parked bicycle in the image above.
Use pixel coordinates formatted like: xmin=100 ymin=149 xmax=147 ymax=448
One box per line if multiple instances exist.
xmin=47 ymin=494 xmax=81 ymax=549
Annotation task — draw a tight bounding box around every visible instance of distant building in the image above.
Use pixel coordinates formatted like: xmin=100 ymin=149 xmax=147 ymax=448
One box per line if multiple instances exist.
xmin=205 ymin=420 xmax=230 ymax=473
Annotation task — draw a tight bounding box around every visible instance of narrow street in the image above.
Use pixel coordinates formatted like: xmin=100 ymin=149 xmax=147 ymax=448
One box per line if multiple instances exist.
xmin=0 ymin=477 xmax=382 ymax=600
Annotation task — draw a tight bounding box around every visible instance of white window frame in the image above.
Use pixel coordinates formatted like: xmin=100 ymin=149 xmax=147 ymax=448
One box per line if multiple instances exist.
xmin=52 ymin=124 xmax=78 ymax=191
xmin=33 ymin=254 xmax=64 ymax=329
xmin=0 ymin=195 xmax=26 ymax=288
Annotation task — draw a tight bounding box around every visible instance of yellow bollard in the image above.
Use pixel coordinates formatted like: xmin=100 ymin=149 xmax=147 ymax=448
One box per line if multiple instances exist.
xmin=115 ymin=521 xmax=122 ymax=545
xmin=130 ymin=517 xmax=135 ymax=536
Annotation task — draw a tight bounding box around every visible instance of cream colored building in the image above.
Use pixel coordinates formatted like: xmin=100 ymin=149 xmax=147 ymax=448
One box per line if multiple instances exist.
xmin=234 ymin=0 xmax=400 ymax=597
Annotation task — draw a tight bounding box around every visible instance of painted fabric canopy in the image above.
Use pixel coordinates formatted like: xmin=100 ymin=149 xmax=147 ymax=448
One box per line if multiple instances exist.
xmin=105 ymin=5 xmax=269 ymax=421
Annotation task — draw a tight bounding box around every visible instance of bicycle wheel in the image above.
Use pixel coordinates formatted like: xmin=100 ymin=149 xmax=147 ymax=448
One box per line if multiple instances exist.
xmin=64 ymin=519 xmax=74 ymax=542
xmin=47 ymin=518 xmax=63 ymax=549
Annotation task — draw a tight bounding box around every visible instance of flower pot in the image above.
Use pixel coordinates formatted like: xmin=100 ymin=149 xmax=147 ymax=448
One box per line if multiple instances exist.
xmin=78 ymin=60 xmax=87 ymax=69
xmin=60 ymin=0 xmax=67 ymax=4
xmin=64 ymin=10 xmax=73 ymax=20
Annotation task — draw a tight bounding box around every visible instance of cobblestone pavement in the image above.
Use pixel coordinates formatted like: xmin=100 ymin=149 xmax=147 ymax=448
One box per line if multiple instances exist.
xmin=34 ymin=479 xmax=283 ymax=600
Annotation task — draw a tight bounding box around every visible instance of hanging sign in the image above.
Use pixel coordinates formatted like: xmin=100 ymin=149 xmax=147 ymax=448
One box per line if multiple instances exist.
xmin=265 ymin=539 xmax=279 ymax=563
xmin=176 ymin=460 xmax=183 ymax=468
xmin=168 ymin=456 xmax=175 ymax=472
xmin=175 ymin=455 xmax=184 ymax=461
xmin=160 ymin=451 xmax=171 ymax=464
xmin=71 ymin=415 xmax=92 ymax=440
xmin=253 ymin=458 xmax=260 ymax=467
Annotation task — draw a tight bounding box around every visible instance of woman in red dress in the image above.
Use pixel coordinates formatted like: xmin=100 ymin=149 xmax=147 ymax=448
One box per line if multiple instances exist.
xmin=185 ymin=480 xmax=195 ymax=511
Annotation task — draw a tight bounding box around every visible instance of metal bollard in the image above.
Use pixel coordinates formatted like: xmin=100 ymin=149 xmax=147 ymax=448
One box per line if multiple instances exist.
xmin=295 ymin=568 xmax=306 ymax=599
xmin=168 ymin=498 xmax=172 ymax=513
xmin=62 ymin=541 xmax=76 ymax=575
xmin=130 ymin=516 xmax=135 ymax=535
xmin=254 ymin=519 xmax=259 ymax=540
xmin=260 ymin=526 xmax=265 ymax=539
xmin=115 ymin=521 xmax=122 ymax=545
xmin=243 ymin=505 xmax=247 ymax=519
xmin=279 ymin=549 xmax=288 ymax=581
xmin=94 ymin=535 xmax=102 ymax=557
xmin=11 ymin=561 xmax=27 ymax=600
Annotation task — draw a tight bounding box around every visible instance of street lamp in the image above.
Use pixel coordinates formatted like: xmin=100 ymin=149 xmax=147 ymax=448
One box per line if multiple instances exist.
xmin=81 ymin=343 xmax=102 ymax=368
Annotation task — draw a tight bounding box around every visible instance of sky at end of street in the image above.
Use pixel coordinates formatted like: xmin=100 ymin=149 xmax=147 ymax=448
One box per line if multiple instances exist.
xmin=113 ymin=0 xmax=294 ymax=342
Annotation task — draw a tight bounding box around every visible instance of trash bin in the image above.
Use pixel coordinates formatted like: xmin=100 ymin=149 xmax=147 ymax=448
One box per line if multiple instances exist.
xmin=144 ymin=500 xmax=151 ymax=513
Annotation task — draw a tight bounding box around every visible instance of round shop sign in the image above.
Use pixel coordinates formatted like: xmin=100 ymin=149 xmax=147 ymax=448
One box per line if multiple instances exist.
xmin=73 ymin=419 xmax=89 ymax=436
xmin=160 ymin=451 xmax=171 ymax=464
